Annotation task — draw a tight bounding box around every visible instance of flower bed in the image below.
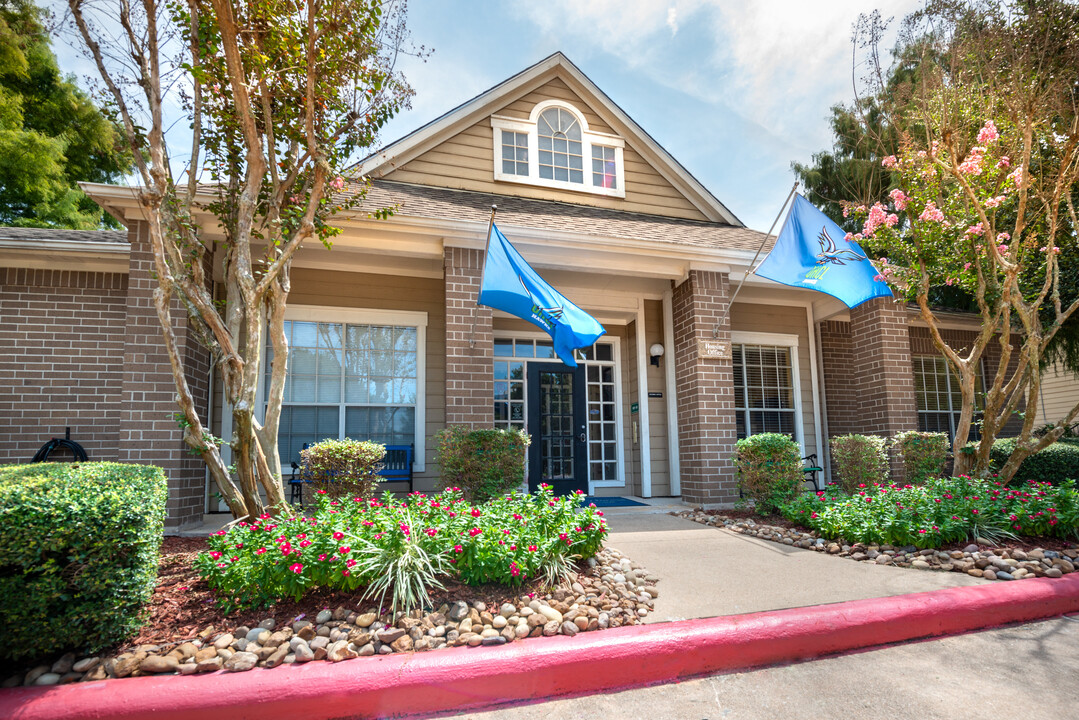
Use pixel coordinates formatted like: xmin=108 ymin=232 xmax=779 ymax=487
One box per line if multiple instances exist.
xmin=675 ymin=509 xmax=1078 ymax=581
xmin=196 ymin=486 xmax=608 ymax=613
xmin=4 ymin=540 xmax=659 ymax=686
xmin=780 ymin=477 xmax=1079 ymax=548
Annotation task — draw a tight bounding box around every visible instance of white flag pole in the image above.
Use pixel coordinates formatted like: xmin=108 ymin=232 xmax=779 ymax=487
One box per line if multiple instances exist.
xmin=714 ymin=182 xmax=799 ymax=337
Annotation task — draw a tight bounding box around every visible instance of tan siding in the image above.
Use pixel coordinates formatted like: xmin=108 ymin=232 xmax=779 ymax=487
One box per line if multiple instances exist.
xmin=382 ymin=79 xmax=710 ymax=221
xmin=644 ymin=299 xmax=670 ymax=496
xmin=1040 ymin=363 xmax=1079 ymax=425
xmin=622 ymin=319 xmax=641 ymax=496
xmin=730 ymin=303 xmax=818 ymax=462
xmin=287 ymin=268 xmax=446 ymax=492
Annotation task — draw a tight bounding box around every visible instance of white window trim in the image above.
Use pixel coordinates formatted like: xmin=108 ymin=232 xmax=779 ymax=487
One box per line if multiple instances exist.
xmin=490 ymin=101 xmax=626 ymax=199
xmin=492 ymin=330 xmax=626 ymax=493
xmin=257 ymin=305 xmax=429 ymax=473
xmin=730 ymin=331 xmax=806 ymax=457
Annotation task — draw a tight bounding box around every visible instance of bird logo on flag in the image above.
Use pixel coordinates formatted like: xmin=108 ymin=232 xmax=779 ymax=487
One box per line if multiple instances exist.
xmin=520 ymin=274 xmax=564 ymax=331
xmin=815 ymin=226 xmax=867 ymax=266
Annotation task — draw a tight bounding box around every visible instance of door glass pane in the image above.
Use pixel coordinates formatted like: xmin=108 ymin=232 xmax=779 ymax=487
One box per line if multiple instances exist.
xmin=539 ymin=371 xmax=575 ymax=481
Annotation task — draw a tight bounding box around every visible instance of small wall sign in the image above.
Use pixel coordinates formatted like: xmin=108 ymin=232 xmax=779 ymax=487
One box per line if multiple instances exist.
xmin=697 ymin=339 xmax=730 ymax=360
xmin=630 ymin=402 xmax=639 ymax=414
xmin=647 ymin=392 xmax=663 ymax=398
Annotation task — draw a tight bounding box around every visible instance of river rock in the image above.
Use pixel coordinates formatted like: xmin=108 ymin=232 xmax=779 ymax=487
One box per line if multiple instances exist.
xmin=224 ymin=652 xmax=259 ymax=672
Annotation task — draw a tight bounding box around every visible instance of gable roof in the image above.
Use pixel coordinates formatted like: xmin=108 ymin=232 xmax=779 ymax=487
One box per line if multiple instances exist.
xmin=358 ymin=180 xmax=768 ymax=253
xmin=356 ymin=52 xmax=743 ymax=227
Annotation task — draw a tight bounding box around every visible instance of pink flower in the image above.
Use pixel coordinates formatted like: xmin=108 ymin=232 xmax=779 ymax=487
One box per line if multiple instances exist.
xmin=330 ymin=176 xmax=346 ymax=191
xmin=882 ymin=155 xmax=898 ymax=169
xmin=984 ymin=195 xmax=1005 ymax=209
xmin=528 ymin=545 xmax=538 ymax=552
xmin=346 ymin=558 xmax=357 ymax=567
xmin=1007 ymin=166 xmax=1024 ymax=186
xmin=468 ymin=527 xmax=482 ymax=537
xmin=977 ymin=120 xmax=999 ymax=144
xmin=958 ymin=146 xmax=986 ymax=175
xmin=299 ymin=540 xmax=312 ymax=548
xmin=965 ymin=223 xmax=984 ymax=236
xmin=997 ymin=232 xmax=1010 ymax=241
xmin=342 ymin=569 xmax=351 ymax=577
xmin=888 ymin=188 xmax=909 ymax=210
xmin=333 ymin=532 xmax=344 ymax=540
xmin=918 ymin=201 xmax=944 ymax=223
xmin=471 ymin=508 xmax=482 ymax=518
xmin=997 ymin=156 xmax=1010 ymax=169
xmin=454 ymin=544 xmax=463 ymax=553
xmin=339 ymin=546 xmax=351 ymax=554
xmin=256 ymin=547 xmax=267 ymax=555
xmin=289 ymin=563 xmax=304 ymax=574
xmin=210 ymin=551 xmax=222 ymax=560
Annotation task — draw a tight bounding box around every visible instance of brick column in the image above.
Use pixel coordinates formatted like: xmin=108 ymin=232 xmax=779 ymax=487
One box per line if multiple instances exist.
xmin=672 ymin=271 xmax=737 ymax=506
xmin=117 ymin=220 xmax=209 ymax=529
xmin=444 ymin=247 xmax=493 ymax=427
xmin=849 ymin=297 xmax=917 ymax=479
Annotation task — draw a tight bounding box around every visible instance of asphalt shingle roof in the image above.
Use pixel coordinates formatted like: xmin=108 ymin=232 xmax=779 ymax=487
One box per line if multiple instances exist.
xmin=0 ymin=227 xmax=127 ymax=244
xmin=357 ymin=180 xmax=770 ymax=253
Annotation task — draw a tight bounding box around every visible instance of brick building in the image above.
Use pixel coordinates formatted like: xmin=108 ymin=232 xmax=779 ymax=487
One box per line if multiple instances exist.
xmin=1 ymin=54 xmax=1066 ymax=529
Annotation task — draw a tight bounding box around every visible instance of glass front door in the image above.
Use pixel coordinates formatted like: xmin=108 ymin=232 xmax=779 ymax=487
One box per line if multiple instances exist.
xmin=527 ymin=363 xmax=587 ymax=495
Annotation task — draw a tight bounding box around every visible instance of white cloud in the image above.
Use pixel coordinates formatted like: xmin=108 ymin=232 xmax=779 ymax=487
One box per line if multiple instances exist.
xmin=667 ymin=7 xmax=679 ymax=36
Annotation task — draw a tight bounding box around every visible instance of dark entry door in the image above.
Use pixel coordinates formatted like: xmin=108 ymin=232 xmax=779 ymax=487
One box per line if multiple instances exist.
xmin=527 ymin=363 xmax=587 ymax=496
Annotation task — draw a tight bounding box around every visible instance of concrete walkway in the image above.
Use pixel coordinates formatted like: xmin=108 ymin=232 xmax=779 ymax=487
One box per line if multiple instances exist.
xmin=458 ymin=615 xmax=1079 ymax=720
xmin=602 ymin=508 xmax=983 ymax=621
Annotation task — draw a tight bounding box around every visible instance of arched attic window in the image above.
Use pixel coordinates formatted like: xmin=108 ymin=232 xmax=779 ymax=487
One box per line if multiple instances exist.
xmin=537 ymin=107 xmax=584 ymax=184
xmin=490 ymin=100 xmax=625 ymax=198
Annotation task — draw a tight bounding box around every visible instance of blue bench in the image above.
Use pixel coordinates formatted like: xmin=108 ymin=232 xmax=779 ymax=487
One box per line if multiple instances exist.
xmin=289 ymin=444 xmax=414 ymax=504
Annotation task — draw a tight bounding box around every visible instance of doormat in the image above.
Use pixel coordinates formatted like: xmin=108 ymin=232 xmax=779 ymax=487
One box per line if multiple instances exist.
xmin=583 ymin=496 xmax=646 ymax=507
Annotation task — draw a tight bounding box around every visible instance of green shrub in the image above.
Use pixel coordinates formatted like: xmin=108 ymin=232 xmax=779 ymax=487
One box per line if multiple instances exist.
xmin=830 ymin=434 xmax=888 ymax=492
xmin=732 ymin=433 xmax=804 ymax=514
xmin=0 ymin=462 xmax=167 ymax=661
xmin=196 ymin=485 xmax=607 ymax=613
xmin=300 ymin=438 xmax=385 ymax=501
xmin=893 ymin=431 xmax=949 ymax=484
xmin=973 ymin=437 xmax=1079 ymax=486
xmin=781 ymin=476 xmax=1079 ymax=548
xmin=435 ymin=426 xmax=530 ymax=503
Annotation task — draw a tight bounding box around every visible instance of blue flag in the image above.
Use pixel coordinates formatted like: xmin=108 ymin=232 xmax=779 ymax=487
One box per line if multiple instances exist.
xmin=478 ymin=223 xmax=606 ymax=367
xmin=755 ymin=194 xmax=893 ymax=308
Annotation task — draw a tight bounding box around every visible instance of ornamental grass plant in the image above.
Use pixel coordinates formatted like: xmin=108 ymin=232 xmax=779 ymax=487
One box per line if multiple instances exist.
xmin=781 ymin=476 xmax=1079 ymax=549
xmin=195 ymin=484 xmax=607 ymax=614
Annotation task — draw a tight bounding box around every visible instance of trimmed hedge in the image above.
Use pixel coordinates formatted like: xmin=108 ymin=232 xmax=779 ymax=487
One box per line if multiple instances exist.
xmin=733 ymin=433 xmax=804 ymax=514
xmin=978 ymin=437 xmax=1079 ymax=486
xmin=435 ymin=427 xmax=530 ymax=504
xmin=893 ymin=431 xmax=949 ymax=484
xmin=0 ymin=463 xmax=167 ymax=661
xmin=830 ymin=434 xmax=888 ymax=492
xmin=300 ymin=438 xmax=385 ymax=501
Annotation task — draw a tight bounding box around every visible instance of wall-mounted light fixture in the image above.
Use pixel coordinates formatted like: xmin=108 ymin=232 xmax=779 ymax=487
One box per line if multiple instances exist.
xmin=649 ymin=342 xmax=665 ymax=367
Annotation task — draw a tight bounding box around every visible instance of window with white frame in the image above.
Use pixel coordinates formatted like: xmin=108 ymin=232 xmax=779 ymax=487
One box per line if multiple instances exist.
xmin=913 ymin=355 xmax=983 ymax=441
xmin=493 ymin=337 xmax=622 ymax=486
xmin=266 ymin=309 xmax=426 ymax=470
xmin=501 ymin=130 xmax=528 ymax=177
xmin=732 ymin=341 xmax=798 ymax=441
xmin=490 ymin=101 xmax=625 ymax=198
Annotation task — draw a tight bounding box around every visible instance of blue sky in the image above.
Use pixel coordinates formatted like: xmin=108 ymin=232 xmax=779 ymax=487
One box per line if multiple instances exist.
xmin=374 ymin=0 xmax=920 ymax=230
xmin=50 ymin=0 xmax=919 ymax=231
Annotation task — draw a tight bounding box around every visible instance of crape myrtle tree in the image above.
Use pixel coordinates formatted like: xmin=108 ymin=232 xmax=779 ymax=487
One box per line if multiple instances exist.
xmin=63 ymin=0 xmax=416 ymax=519
xmin=846 ymin=0 xmax=1079 ymax=482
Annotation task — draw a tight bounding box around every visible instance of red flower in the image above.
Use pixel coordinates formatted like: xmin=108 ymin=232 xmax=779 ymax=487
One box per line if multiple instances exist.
xmin=209 ymin=551 xmax=222 ymax=560
xmin=290 ymin=563 xmax=303 ymax=573
xmin=346 ymin=559 xmax=357 ymax=567
xmin=256 ymin=547 xmax=267 ymax=555
xmin=454 ymin=545 xmax=463 ymax=553
xmin=471 ymin=508 xmax=482 ymax=518
xmin=333 ymin=532 xmax=344 ymax=540
xmin=342 ymin=569 xmax=351 ymax=577
xmin=528 ymin=545 xmax=537 ymax=552
xmin=339 ymin=546 xmax=351 ymax=554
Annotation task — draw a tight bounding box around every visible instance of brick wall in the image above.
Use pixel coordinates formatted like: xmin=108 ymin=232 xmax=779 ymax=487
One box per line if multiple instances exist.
xmin=671 ymin=270 xmax=737 ymax=506
xmin=0 ymin=268 xmax=127 ymax=463
xmin=444 ymin=247 xmax=493 ymax=427
xmin=115 ymin=221 xmax=209 ymax=528
xmin=818 ymin=320 xmax=858 ymax=438
xmin=849 ymin=298 xmax=918 ymax=439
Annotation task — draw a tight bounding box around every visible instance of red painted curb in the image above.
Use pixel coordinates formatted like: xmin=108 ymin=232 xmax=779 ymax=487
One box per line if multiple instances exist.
xmin=3 ymin=573 xmax=1079 ymax=720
